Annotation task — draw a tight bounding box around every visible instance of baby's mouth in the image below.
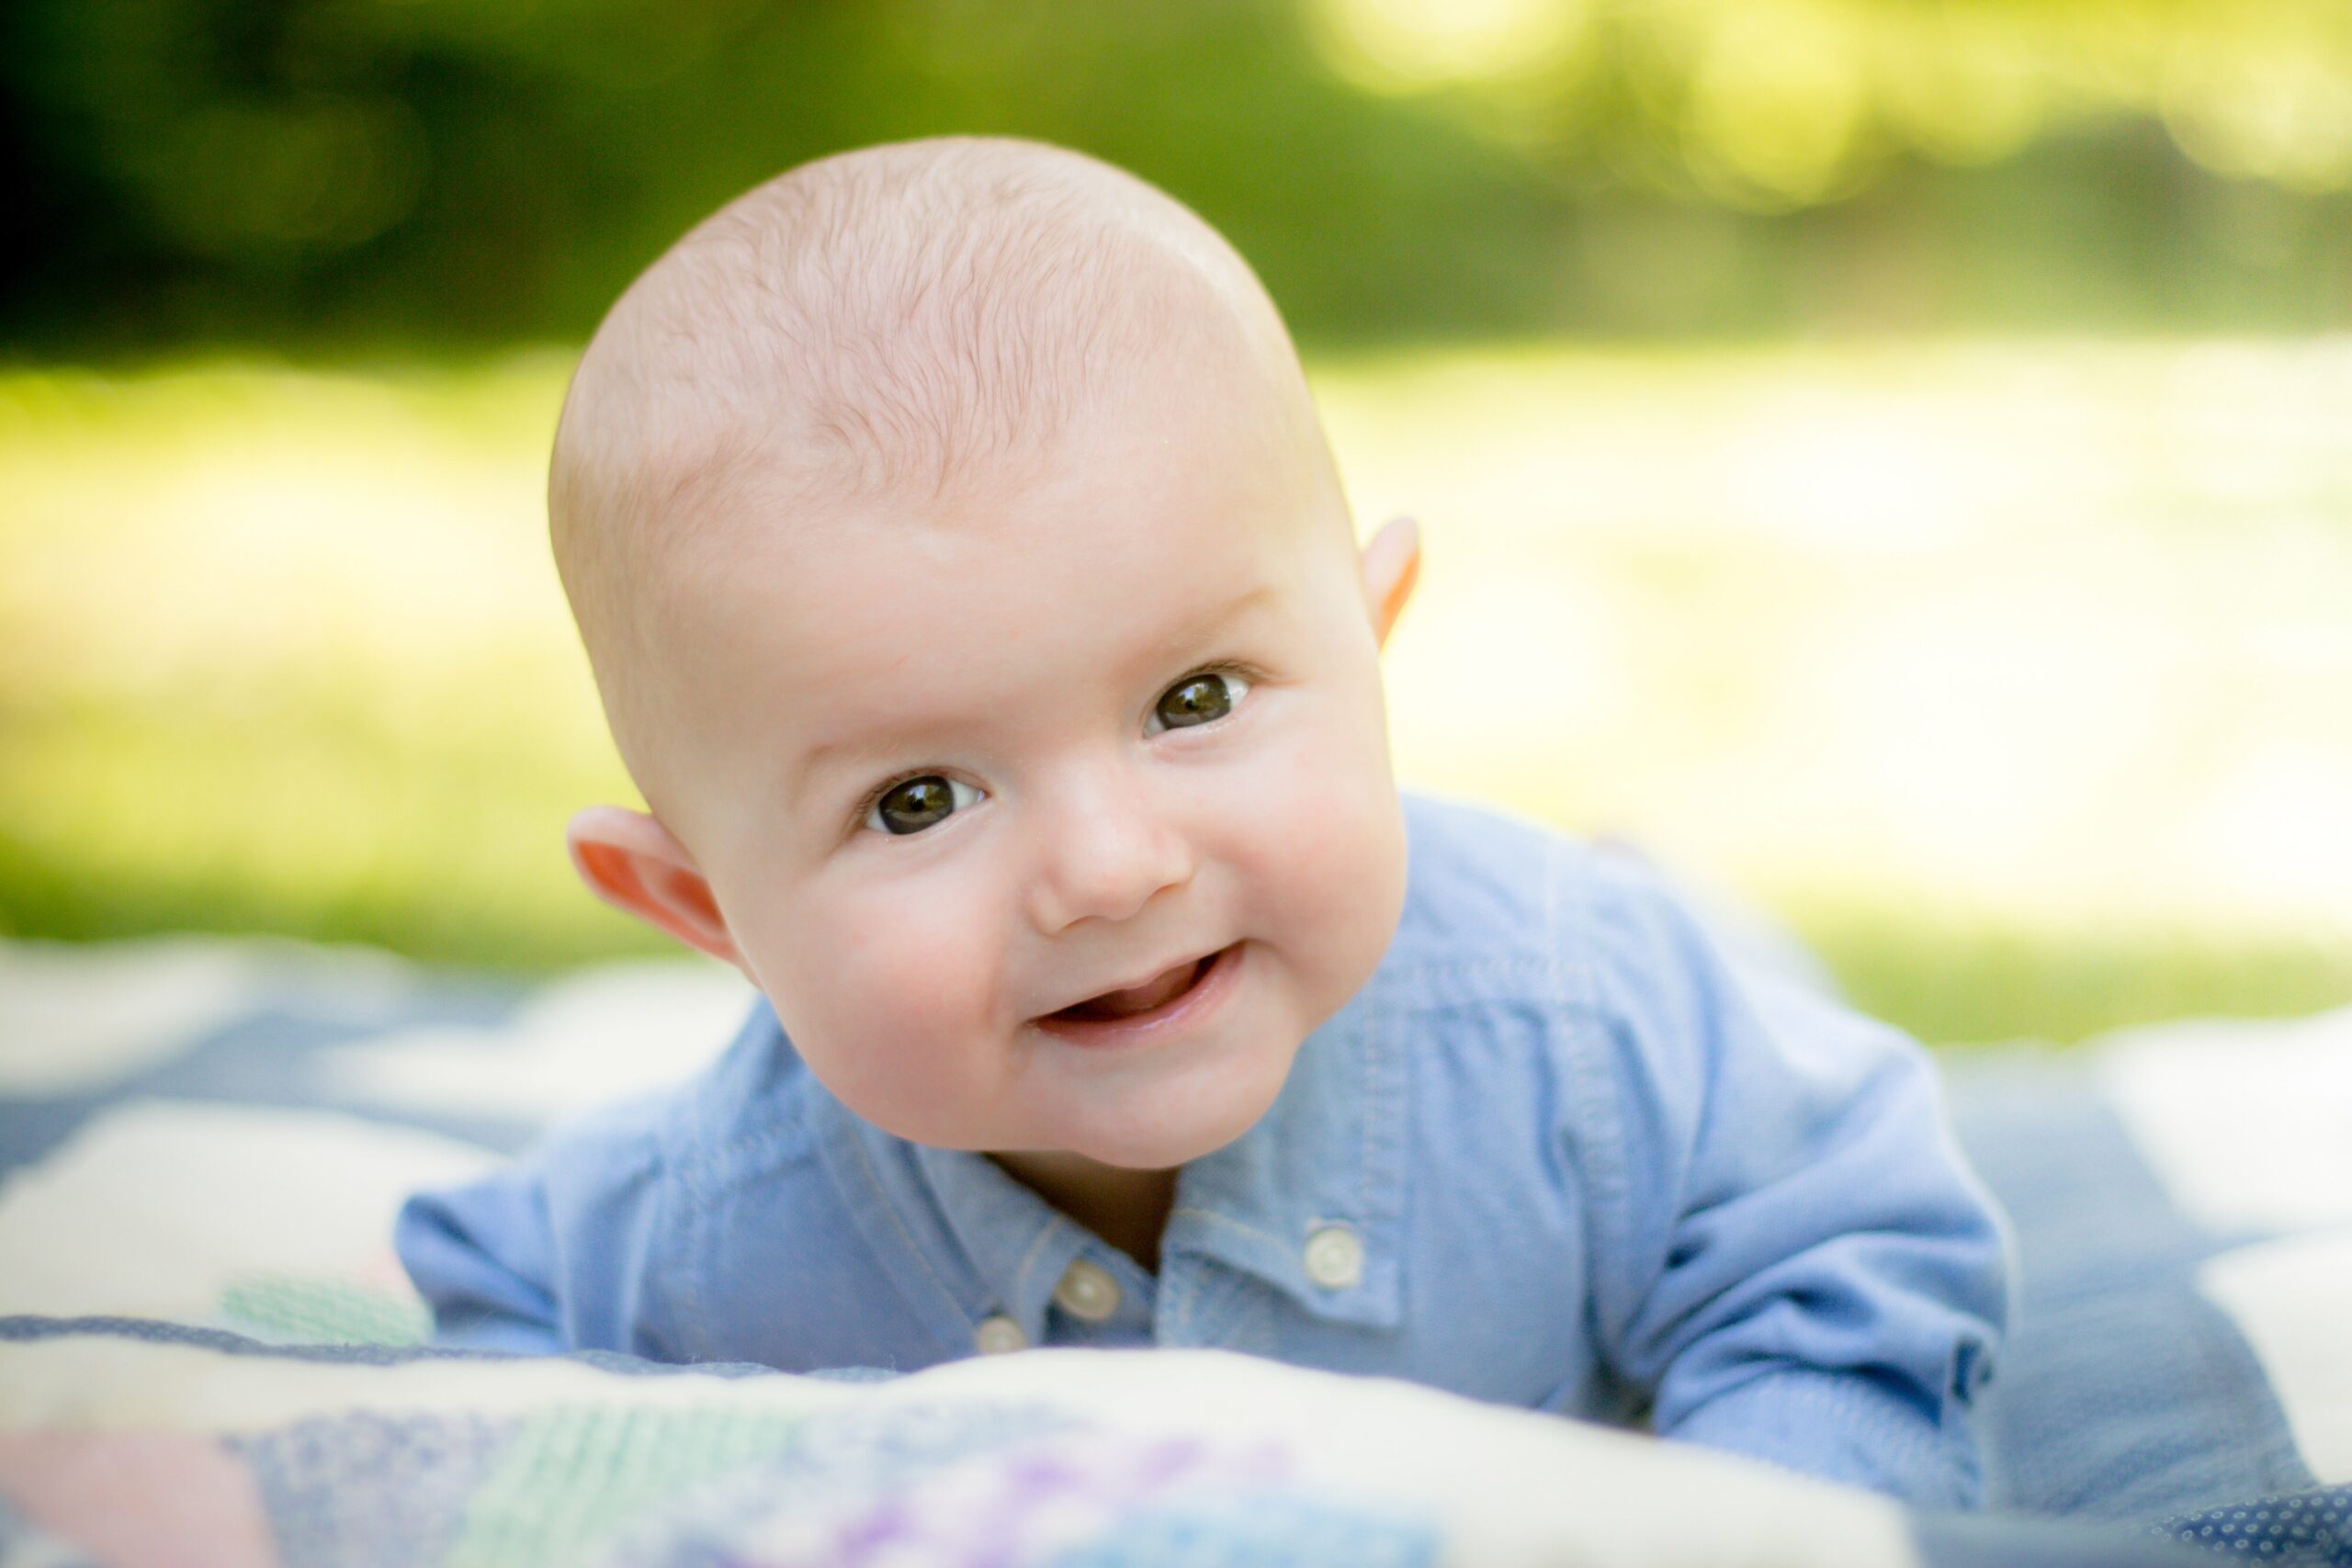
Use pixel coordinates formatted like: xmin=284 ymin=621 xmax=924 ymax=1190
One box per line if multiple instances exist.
xmin=1048 ymin=952 xmax=1219 ymax=1023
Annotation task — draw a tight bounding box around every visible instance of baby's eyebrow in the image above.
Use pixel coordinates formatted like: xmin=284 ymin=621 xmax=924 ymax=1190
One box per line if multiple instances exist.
xmin=782 ymin=697 xmax=1011 ymax=807
xmin=786 ymin=728 xmax=923 ymax=805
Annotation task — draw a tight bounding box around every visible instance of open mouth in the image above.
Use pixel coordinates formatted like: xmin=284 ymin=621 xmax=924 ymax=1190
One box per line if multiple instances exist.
xmin=1038 ymin=943 xmax=1241 ymax=1035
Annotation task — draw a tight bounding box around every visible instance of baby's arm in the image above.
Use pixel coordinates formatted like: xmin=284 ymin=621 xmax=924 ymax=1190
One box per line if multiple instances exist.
xmin=1572 ymin=859 xmax=2010 ymax=1506
xmin=395 ymin=1158 xmax=564 ymax=1353
xmin=394 ymin=1094 xmax=684 ymax=1359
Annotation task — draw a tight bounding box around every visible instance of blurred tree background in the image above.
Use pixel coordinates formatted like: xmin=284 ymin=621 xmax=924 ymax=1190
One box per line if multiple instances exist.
xmin=9 ymin=0 xmax=2351 ymax=349
xmin=6 ymin=0 xmax=2352 ymax=1043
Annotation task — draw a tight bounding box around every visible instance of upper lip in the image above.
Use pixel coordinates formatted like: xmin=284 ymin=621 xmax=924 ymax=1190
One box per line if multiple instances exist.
xmin=1038 ymin=944 xmax=1224 ymax=1018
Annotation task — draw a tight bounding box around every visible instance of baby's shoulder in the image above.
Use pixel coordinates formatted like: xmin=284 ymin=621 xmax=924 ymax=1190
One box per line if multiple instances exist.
xmin=527 ymin=997 xmax=825 ymax=1203
xmin=1386 ymin=791 xmax=1669 ymax=1001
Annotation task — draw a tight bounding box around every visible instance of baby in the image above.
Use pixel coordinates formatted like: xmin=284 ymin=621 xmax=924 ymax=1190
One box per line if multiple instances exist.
xmin=398 ymin=137 xmax=2008 ymax=1506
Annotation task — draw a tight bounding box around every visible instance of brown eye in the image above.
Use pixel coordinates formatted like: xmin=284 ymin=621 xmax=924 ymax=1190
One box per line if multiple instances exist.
xmin=1151 ymin=671 xmax=1251 ymax=733
xmin=867 ymin=775 xmax=979 ymax=835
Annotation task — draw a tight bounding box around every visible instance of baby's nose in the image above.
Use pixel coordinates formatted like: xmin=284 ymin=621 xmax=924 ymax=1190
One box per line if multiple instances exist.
xmin=1024 ymin=786 xmax=1194 ymax=933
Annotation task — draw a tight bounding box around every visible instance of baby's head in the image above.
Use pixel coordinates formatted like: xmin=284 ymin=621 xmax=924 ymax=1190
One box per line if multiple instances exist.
xmin=552 ymin=137 xmax=1416 ymax=1172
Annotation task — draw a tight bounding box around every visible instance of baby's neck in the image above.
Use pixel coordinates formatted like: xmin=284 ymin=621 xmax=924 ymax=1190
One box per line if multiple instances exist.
xmin=989 ymin=1150 xmax=1177 ymax=1274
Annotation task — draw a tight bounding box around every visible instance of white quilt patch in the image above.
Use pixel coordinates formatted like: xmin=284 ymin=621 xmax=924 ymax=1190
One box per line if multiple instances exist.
xmin=314 ymin=957 xmax=752 ymax=1121
xmin=2199 ymin=1232 xmax=2352 ymax=1483
xmin=0 ymin=937 xmax=407 ymax=1095
xmin=2098 ymin=1005 xmax=2352 ymax=1233
xmin=0 ymin=1099 xmax=495 ymax=1325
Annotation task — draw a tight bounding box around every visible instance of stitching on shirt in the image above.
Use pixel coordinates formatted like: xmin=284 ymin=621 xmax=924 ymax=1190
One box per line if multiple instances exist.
xmin=645 ymin=1156 xmax=696 ymax=1361
xmin=662 ymin=1037 xmax=792 ymax=1359
xmin=1168 ymin=1206 xmax=1287 ymax=1252
xmin=687 ymin=1123 xmax=810 ymax=1215
xmin=1009 ymin=1213 xmax=1069 ymax=1316
xmin=1354 ymin=1001 xmax=1407 ymax=1252
xmin=659 ymin=1008 xmax=817 ymax=1204
xmin=1353 ymin=1010 xmax=1375 ymax=1221
xmin=661 ymin=1059 xmax=815 ymax=1213
xmin=837 ymin=1119 xmax=978 ymax=1330
xmin=1548 ymin=847 xmax=1637 ymax=1364
xmin=1569 ymin=1037 xmax=1634 ymax=1349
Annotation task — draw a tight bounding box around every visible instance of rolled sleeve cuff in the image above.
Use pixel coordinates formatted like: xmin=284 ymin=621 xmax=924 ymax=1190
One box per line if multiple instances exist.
xmin=1663 ymin=1367 xmax=1984 ymax=1509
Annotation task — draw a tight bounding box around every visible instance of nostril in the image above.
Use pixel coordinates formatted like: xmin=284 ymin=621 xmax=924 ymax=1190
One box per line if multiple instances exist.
xmin=1041 ymin=850 xmax=1183 ymax=930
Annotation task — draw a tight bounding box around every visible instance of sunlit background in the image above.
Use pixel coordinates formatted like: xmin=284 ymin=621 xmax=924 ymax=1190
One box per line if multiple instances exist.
xmin=6 ymin=0 xmax=2351 ymax=1043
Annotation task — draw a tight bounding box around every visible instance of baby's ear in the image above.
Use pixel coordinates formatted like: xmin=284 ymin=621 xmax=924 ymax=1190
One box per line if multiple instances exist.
xmin=1360 ymin=515 xmax=1420 ymax=649
xmin=565 ymin=806 xmax=746 ymax=970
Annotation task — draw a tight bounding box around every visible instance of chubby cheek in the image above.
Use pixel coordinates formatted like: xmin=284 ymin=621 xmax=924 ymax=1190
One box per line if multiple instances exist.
xmin=738 ymin=857 xmax=1013 ymax=1145
xmin=1225 ymin=703 xmax=1407 ymax=1010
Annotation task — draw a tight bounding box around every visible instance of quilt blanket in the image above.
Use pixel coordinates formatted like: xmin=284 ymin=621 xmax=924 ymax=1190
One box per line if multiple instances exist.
xmin=0 ymin=1317 xmax=2214 ymax=1568
xmin=2 ymin=935 xmax=2348 ymax=1565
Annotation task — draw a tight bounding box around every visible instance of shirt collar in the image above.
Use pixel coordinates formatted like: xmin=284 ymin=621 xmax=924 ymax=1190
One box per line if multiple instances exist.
xmin=809 ymin=974 xmax=1412 ymax=1348
xmin=808 ymin=1077 xmax=1100 ymax=1355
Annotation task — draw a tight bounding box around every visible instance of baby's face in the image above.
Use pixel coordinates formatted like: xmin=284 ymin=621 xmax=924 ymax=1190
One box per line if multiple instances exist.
xmin=647 ymin=367 xmax=1408 ymax=1169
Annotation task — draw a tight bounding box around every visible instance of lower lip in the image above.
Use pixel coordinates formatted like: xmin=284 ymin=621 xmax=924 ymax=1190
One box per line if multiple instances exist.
xmin=1033 ymin=942 xmax=1245 ymax=1050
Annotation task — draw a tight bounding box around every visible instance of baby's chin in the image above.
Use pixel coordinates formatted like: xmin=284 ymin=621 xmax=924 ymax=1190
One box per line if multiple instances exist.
xmin=824 ymin=1051 xmax=1291 ymax=1170
xmin=1046 ymin=1106 xmax=1271 ymax=1171
xmin=1054 ymin=1049 xmax=1304 ymax=1170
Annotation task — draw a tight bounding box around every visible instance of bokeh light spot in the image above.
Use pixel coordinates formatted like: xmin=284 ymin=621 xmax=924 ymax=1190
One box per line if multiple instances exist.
xmin=1307 ymin=0 xmax=1589 ymax=92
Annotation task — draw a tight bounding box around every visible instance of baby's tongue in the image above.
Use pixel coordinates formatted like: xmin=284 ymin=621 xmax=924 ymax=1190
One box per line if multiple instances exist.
xmin=1075 ymin=959 xmax=1199 ymax=1020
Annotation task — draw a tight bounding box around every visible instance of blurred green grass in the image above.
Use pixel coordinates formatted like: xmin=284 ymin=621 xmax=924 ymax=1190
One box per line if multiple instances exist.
xmin=4 ymin=350 xmax=2348 ymax=1044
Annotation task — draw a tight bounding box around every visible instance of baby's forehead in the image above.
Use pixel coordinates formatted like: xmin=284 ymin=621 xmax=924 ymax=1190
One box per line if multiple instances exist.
xmin=678 ymin=348 xmax=1317 ymax=601
xmin=673 ymin=445 xmax=1334 ymax=746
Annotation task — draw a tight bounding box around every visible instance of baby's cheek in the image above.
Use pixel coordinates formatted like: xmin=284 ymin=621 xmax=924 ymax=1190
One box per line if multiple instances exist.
xmin=789 ymin=879 xmax=1008 ymax=1126
xmin=1249 ymin=716 xmax=1391 ymax=871
xmin=1241 ymin=725 xmax=1406 ymax=980
xmin=832 ymin=892 xmax=994 ymax=1032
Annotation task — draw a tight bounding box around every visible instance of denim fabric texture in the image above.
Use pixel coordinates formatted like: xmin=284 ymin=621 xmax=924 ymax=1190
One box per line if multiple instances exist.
xmin=397 ymin=794 xmax=2010 ymax=1506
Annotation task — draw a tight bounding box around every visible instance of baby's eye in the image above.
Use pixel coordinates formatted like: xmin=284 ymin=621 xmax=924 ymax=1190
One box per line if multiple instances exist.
xmin=865 ymin=775 xmax=983 ymax=836
xmin=1148 ymin=671 xmax=1251 ymax=735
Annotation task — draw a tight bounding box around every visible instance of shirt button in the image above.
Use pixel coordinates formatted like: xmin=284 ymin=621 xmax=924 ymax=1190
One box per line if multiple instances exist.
xmin=1051 ymin=1258 xmax=1122 ymax=1323
xmin=1302 ymin=1224 xmax=1364 ymax=1290
xmin=974 ymin=1314 xmax=1027 ymax=1354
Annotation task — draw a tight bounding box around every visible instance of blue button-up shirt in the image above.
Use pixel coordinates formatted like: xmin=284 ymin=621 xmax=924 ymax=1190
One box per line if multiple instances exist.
xmin=397 ymin=794 xmax=2008 ymax=1506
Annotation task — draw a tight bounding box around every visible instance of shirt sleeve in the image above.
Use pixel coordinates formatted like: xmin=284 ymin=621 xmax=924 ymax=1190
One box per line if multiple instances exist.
xmin=393 ymin=1097 xmax=682 ymax=1359
xmin=1567 ymin=853 xmax=2012 ymax=1507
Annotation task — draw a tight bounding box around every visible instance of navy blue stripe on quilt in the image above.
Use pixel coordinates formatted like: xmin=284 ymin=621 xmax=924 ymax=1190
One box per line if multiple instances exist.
xmin=0 ymin=987 xmax=541 ymax=1177
xmin=1948 ymin=1059 xmax=2315 ymax=1518
xmin=1912 ymin=1509 xmax=2211 ymax=1566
